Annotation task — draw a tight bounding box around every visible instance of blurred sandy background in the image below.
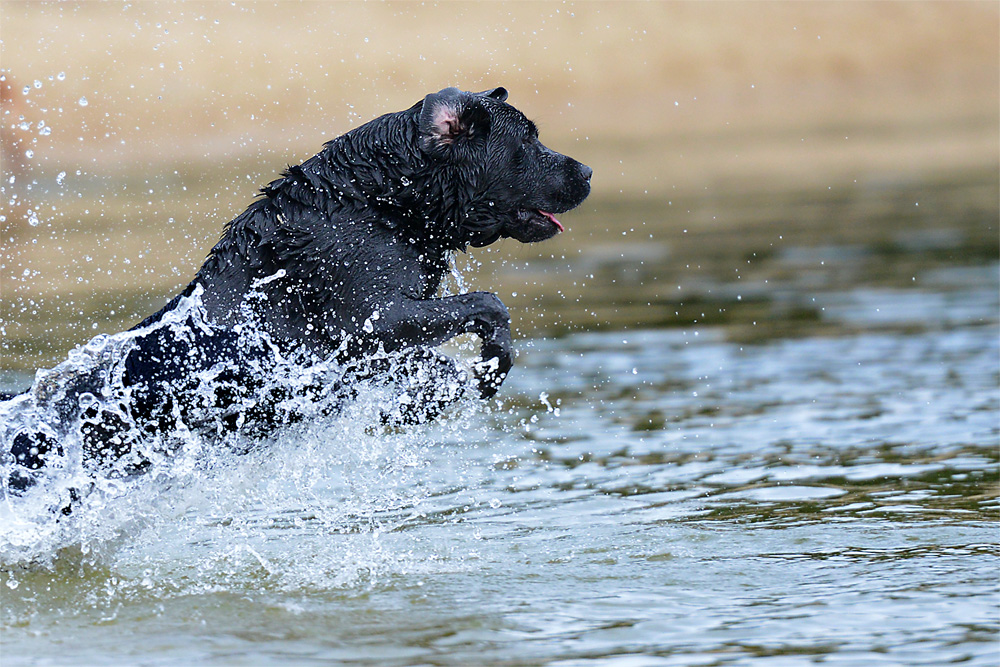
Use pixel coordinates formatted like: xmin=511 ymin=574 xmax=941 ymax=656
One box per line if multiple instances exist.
xmin=1 ymin=1 xmax=998 ymax=375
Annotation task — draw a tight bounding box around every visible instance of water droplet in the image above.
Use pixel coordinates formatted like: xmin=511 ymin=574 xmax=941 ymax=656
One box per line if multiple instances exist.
xmin=78 ymin=96 xmax=89 ymax=107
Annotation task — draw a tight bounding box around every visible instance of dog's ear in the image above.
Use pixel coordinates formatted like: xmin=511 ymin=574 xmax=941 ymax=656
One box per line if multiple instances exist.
xmin=480 ymin=87 xmax=508 ymax=102
xmin=420 ymin=88 xmax=491 ymax=152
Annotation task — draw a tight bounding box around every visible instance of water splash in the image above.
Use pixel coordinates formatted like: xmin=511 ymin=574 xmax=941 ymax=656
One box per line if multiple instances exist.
xmin=0 ymin=286 xmax=481 ymax=570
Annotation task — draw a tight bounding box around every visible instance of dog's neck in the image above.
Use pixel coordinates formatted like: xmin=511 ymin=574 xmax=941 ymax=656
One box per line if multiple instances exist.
xmin=266 ymin=110 xmax=477 ymax=252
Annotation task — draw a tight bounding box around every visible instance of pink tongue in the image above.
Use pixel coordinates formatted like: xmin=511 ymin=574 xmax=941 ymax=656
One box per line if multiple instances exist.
xmin=539 ymin=210 xmax=564 ymax=232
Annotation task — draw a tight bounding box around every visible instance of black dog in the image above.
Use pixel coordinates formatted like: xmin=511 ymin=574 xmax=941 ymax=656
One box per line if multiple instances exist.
xmin=4 ymin=86 xmax=591 ymax=493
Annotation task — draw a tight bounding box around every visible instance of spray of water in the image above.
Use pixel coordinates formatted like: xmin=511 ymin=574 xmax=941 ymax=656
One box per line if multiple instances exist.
xmin=1 ymin=279 xmax=485 ymax=578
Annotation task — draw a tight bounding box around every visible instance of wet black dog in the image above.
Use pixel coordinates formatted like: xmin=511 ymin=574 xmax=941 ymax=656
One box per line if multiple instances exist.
xmin=4 ymin=87 xmax=591 ymax=493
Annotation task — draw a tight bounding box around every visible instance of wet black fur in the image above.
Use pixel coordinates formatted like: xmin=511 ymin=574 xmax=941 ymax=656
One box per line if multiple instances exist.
xmin=194 ymin=86 xmax=591 ymax=367
xmin=5 ymin=87 xmax=592 ymax=493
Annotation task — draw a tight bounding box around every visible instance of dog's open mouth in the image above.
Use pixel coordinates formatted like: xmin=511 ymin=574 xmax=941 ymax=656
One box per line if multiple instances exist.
xmin=510 ymin=208 xmax=564 ymax=242
xmin=493 ymin=208 xmax=566 ymax=244
xmin=520 ymin=208 xmax=565 ymax=232
xmin=537 ymin=210 xmax=565 ymax=232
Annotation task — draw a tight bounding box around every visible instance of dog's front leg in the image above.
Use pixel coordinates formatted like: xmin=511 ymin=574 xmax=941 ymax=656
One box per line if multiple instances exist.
xmin=374 ymin=291 xmax=512 ymax=397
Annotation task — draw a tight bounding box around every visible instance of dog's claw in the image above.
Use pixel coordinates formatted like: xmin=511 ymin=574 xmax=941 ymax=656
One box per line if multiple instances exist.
xmin=476 ymin=369 xmax=507 ymax=399
xmin=474 ymin=352 xmax=511 ymax=398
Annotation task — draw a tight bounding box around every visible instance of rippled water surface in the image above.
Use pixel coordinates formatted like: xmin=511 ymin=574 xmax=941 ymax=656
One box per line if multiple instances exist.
xmin=3 ymin=285 xmax=998 ymax=665
xmin=2 ymin=177 xmax=999 ymax=665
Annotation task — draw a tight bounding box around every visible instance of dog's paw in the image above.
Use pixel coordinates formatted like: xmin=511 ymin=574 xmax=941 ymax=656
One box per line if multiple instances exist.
xmin=474 ymin=349 xmax=511 ymax=398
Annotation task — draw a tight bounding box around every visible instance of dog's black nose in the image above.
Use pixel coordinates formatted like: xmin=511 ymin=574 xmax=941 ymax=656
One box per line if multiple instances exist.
xmin=580 ymin=164 xmax=593 ymax=181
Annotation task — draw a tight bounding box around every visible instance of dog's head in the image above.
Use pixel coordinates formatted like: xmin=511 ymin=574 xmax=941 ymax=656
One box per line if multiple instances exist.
xmin=418 ymin=87 xmax=592 ymax=248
